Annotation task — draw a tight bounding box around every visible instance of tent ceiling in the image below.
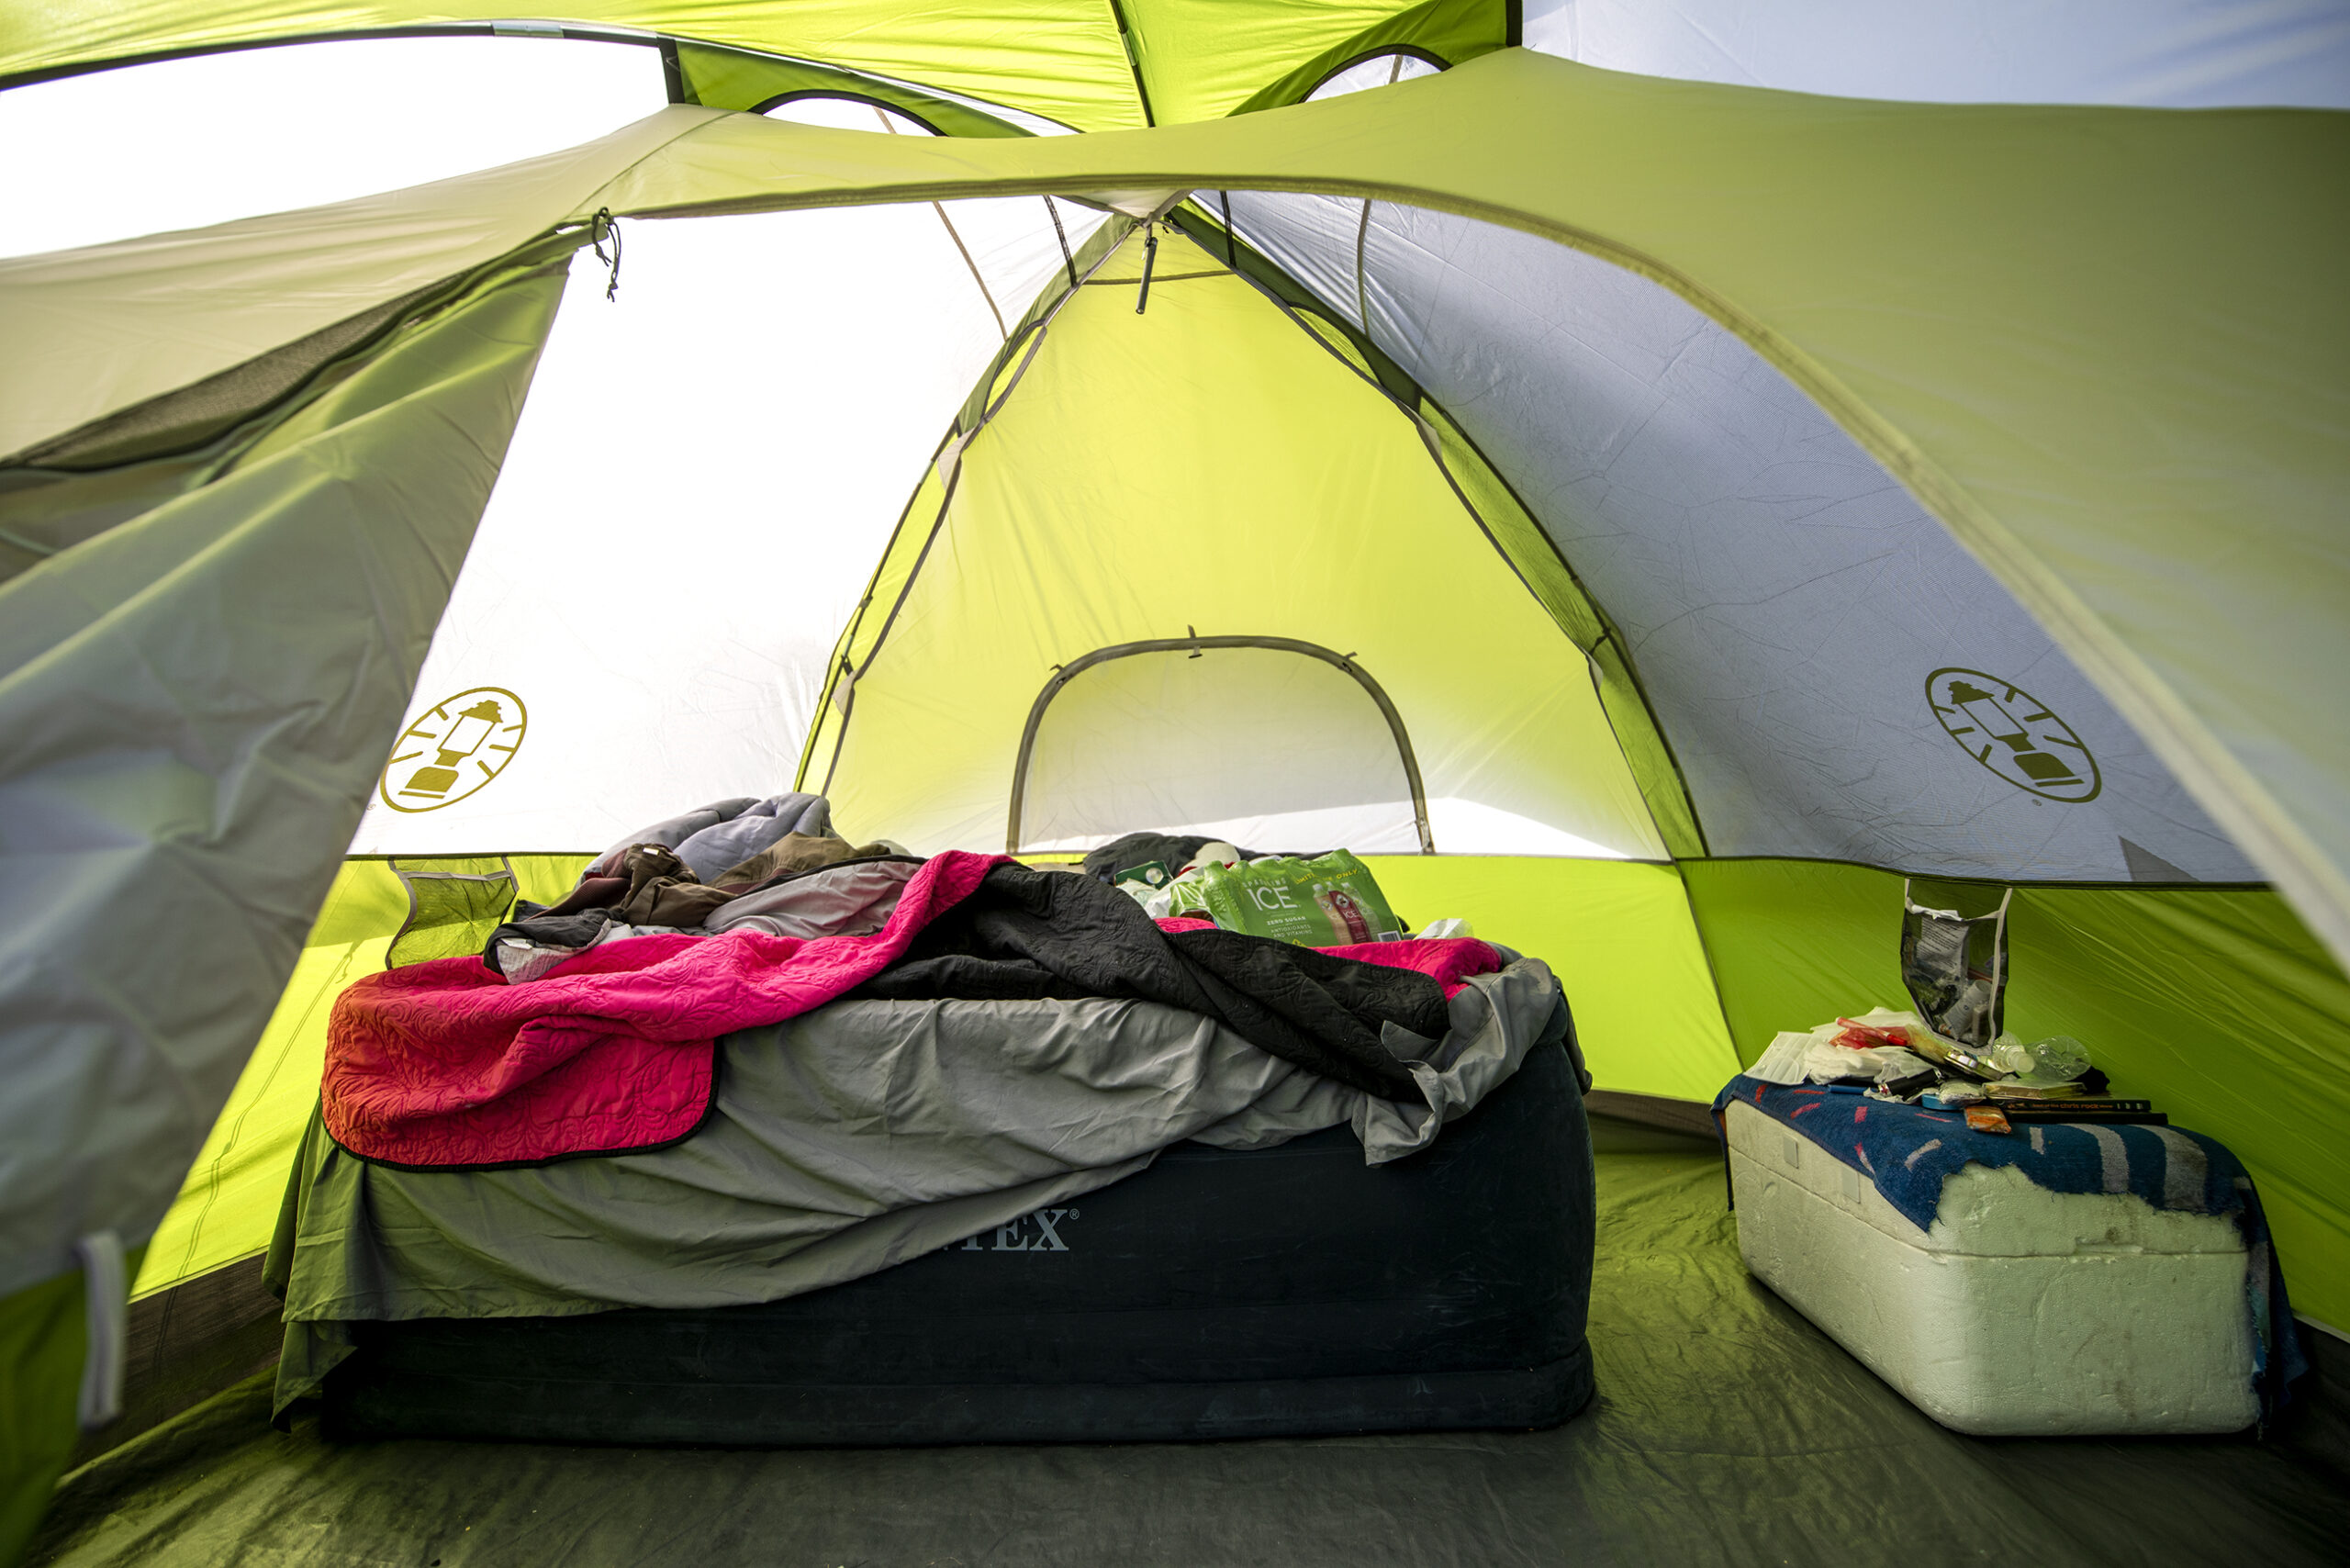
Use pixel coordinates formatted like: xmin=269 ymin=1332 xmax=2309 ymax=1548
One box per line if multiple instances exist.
xmin=0 ymin=1 xmax=1516 ymax=132
xmin=553 ymin=52 xmax=2350 ymax=960
xmin=7 ymin=48 xmax=2342 ymax=948
xmin=0 ymin=37 xmax=672 ymax=260
xmin=0 ymin=105 xmax=722 ymax=464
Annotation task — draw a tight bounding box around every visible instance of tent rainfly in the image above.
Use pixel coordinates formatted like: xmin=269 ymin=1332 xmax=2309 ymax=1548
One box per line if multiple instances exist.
xmin=2 ymin=5 xmax=2346 ymax=1562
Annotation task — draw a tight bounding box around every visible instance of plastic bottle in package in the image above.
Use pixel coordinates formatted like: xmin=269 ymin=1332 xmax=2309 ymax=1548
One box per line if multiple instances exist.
xmin=1182 ymin=851 xmax=1404 ymax=946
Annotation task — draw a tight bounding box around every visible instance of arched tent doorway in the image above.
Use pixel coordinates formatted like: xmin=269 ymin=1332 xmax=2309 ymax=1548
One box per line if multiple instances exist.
xmin=1008 ymin=638 xmax=1434 ymax=857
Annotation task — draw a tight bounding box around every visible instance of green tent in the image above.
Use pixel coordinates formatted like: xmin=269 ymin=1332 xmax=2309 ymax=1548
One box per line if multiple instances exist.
xmin=4 ymin=6 xmax=2346 ymax=1562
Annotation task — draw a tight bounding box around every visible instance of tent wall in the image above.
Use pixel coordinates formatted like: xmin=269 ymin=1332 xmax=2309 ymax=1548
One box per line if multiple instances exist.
xmin=0 ymin=262 xmax=567 ymax=1305
xmin=0 ymin=263 xmax=571 ymax=1548
xmin=0 ymin=106 xmax=718 ymax=466
xmin=576 ymin=58 xmax=2350 ymax=970
xmin=1160 ymin=202 xmax=1705 ymax=857
xmin=0 ymin=1261 xmax=110 ymax=1563
xmin=1524 ymin=0 xmax=2350 ymax=109
xmin=1367 ymin=856 xmax=1737 ymax=1102
xmin=1683 ymin=858 xmax=2350 ymax=1330
xmin=804 ymin=228 xmax=1666 ymax=860
xmin=344 ymin=193 xmax=1106 ymax=858
xmin=1213 ymin=188 xmax=2258 ymax=885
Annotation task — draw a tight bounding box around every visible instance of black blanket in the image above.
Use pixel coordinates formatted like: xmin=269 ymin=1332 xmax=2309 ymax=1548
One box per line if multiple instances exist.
xmin=854 ymin=865 xmax=1437 ymax=1099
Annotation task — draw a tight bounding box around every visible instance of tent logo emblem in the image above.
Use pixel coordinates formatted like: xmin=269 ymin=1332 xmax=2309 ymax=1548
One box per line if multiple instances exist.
xmin=1926 ymin=669 xmax=2099 ymax=803
xmin=380 ymin=688 xmax=528 ymax=812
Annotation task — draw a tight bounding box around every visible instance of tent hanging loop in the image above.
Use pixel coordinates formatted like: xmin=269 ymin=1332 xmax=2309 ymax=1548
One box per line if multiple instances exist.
xmin=589 ymin=207 xmax=623 ymax=302
xmin=1136 ymin=230 xmax=1158 ymax=315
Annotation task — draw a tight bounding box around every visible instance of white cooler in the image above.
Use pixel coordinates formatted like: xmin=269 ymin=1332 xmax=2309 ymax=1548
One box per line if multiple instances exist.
xmin=1724 ymin=1099 xmax=2257 ymax=1435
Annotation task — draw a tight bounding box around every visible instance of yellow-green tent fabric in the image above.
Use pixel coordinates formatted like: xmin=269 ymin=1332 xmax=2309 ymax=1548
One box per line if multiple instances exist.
xmin=3 ymin=17 xmax=2345 ymax=1563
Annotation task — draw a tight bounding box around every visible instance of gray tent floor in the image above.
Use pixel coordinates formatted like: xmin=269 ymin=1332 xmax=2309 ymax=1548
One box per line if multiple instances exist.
xmin=33 ymin=1117 xmax=2350 ymax=1567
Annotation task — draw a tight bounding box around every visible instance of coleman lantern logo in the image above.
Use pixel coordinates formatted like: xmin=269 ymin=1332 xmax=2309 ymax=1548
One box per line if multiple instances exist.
xmin=379 ymin=688 xmax=528 ymax=812
xmin=1926 ymin=669 xmax=2099 ymax=803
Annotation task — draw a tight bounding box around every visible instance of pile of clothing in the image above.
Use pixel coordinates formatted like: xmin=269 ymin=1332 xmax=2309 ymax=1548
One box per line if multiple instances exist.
xmin=320 ymin=797 xmax=1565 ymax=1171
xmin=484 ymin=793 xmax=913 ymax=980
xmin=1740 ymin=1006 xmax=2151 ymax=1129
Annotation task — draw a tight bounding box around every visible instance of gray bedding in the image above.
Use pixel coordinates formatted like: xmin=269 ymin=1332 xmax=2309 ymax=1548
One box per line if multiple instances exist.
xmin=270 ymin=959 xmax=1561 ymax=1410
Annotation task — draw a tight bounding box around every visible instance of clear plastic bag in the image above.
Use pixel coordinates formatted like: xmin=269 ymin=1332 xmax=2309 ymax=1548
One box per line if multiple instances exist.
xmin=1990 ymin=1032 xmax=2092 ymax=1084
xmin=1899 ymin=882 xmax=2011 ymax=1052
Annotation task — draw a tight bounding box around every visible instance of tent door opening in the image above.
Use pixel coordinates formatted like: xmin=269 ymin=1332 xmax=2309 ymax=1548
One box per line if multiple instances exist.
xmin=1006 ymin=636 xmax=1433 ymax=856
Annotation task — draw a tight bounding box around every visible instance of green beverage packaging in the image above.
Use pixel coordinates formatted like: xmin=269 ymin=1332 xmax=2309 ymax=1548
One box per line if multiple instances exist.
xmin=1176 ymin=851 xmax=1404 ymax=946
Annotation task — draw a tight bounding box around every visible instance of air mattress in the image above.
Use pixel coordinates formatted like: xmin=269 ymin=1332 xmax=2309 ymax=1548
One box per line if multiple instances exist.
xmin=319 ymin=1037 xmax=1595 ymax=1446
xmin=1725 ymin=1099 xmax=2257 ymax=1435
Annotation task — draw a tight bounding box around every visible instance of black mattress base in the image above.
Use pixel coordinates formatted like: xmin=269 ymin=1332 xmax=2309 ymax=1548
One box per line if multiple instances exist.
xmin=325 ymin=1349 xmax=1593 ymax=1447
xmin=321 ymin=1033 xmax=1596 ymax=1448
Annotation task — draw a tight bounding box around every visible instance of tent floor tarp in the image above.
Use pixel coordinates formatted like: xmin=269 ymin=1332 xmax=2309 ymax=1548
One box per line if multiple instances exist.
xmin=31 ymin=1117 xmax=2350 ymax=1567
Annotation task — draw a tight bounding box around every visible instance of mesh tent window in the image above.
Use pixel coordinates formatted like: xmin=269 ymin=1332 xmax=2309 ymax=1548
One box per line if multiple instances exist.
xmin=1007 ymin=637 xmax=1433 ymax=856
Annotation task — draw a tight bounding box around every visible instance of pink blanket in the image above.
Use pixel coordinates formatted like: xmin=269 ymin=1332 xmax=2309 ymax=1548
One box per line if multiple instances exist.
xmin=324 ymin=853 xmax=1006 ymax=1168
xmin=324 ymin=853 xmax=1504 ymax=1169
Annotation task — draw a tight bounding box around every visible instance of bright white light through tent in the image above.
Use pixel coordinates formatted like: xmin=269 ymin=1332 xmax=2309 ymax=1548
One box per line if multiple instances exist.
xmin=1521 ymin=0 xmax=2350 ymax=108
xmin=351 ymin=188 xmax=1106 ymax=857
xmin=1305 ymin=52 xmax=1442 ymax=100
xmin=1014 ymin=645 xmax=1430 ymax=856
xmin=0 ymin=38 xmax=668 ymax=258
xmin=763 ymin=95 xmax=934 ymax=133
xmin=764 ymin=95 xmax=1091 ymax=339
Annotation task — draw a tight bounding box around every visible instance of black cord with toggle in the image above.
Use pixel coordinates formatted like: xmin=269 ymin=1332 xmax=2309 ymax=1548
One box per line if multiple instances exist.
xmin=590 ymin=207 xmax=623 ymax=302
